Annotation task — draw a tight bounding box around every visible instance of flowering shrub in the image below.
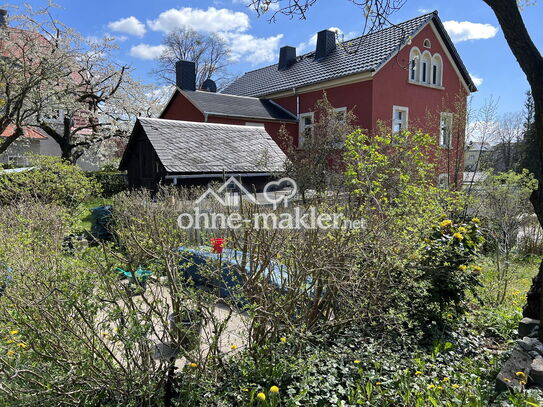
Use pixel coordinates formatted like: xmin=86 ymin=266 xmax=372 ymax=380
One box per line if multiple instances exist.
xmin=416 ymin=217 xmax=485 ymax=318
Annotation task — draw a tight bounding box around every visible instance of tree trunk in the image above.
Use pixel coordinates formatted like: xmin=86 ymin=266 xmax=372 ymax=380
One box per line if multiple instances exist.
xmin=0 ymin=126 xmax=24 ymax=155
xmin=482 ymin=0 xmax=543 ymax=334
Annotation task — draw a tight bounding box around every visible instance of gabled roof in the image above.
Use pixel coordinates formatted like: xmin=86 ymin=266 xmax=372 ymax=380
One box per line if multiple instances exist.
xmin=121 ymin=118 xmax=287 ymax=174
xmin=162 ymin=89 xmax=298 ymax=122
xmin=223 ymin=11 xmax=476 ymax=97
xmin=0 ymin=124 xmax=47 ymax=140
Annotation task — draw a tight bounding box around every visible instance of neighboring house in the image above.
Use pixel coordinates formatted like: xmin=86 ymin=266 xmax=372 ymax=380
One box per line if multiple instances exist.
xmin=123 ymin=11 xmax=476 ymax=189
xmin=0 ymin=9 xmax=112 ymax=171
xmin=463 ymin=171 xmax=487 ymax=190
xmin=119 ymin=118 xmax=287 ymax=190
xmin=0 ymin=125 xmax=46 ymax=167
xmin=464 ymin=141 xmax=491 ymax=171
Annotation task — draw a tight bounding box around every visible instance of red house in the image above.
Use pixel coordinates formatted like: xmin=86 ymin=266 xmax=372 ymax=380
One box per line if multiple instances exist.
xmin=123 ymin=11 xmax=476 ymax=190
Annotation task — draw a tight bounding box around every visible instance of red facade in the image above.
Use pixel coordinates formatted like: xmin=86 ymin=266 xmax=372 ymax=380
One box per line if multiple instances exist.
xmin=160 ymin=18 xmax=472 ymax=187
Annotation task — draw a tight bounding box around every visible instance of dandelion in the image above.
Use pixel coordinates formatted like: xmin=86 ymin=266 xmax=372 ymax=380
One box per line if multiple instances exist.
xmin=5 ymin=339 xmax=14 ymax=344
xmin=440 ymin=220 xmax=452 ymax=228
xmin=504 ymin=378 xmax=511 ymax=383
xmin=427 ymin=384 xmax=435 ymax=389
xmin=17 ymin=343 xmax=26 ymax=349
xmin=190 ymin=363 xmax=198 ymax=368
xmin=9 ymin=330 xmax=19 ymax=335
xmin=280 ymin=337 xmax=287 ymax=343
xmin=458 ymin=227 xmax=467 ymax=233
xmin=270 ymin=385 xmax=279 ymax=393
xmin=415 ymin=371 xmax=423 ymax=375
xmin=376 ymin=382 xmax=382 ymax=386
xmin=437 ymin=386 xmax=443 ymax=390
xmin=520 ymin=380 xmax=527 ymax=385
xmin=442 ymin=377 xmax=449 ymax=382
xmin=6 ymin=350 xmax=15 ymax=357
xmin=458 ymin=265 xmax=467 ymax=271
xmin=230 ymin=344 xmax=238 ymax=350
xmin=515 ymin=371 xmax=525 ymax=377
xmin=241 ymin=388 xmax=249 ymax=392
xmin=473 ymin=265 xmax=482 ymax=272
xmin=453 ymin=232 xmax=463 ymax=240
xmin=471 ymin=217 xmax=480 ymax=224
xmin=256 ymin=392 xmax=266 ymax=401
xmin=452 ymin=384 xmax=460 ymax=389
xmin=354 ymin=360 xmax=361 ymax=364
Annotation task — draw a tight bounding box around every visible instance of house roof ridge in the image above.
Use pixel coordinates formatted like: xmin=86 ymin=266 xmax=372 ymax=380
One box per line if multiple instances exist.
xmin=139 ymin=117 xmax=269 ymax=130
xmin=230 ymin=11 xmax=438 ymax=78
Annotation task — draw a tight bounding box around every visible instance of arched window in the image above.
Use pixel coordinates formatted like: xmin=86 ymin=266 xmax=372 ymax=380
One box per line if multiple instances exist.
xmin=431 ymin=54 xmax=443 ymax=86
xmin=409 ymin=47 xmax=421 ymax=82
xmin=423 ymin=39 xmax=432 ymax=48
xmin=421 ymin=51 xmax=432 ymax=84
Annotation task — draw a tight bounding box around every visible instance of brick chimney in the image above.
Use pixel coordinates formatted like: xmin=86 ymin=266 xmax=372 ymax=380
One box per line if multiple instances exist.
xmin=315 ymin=29 xmax=336 ymax=61
xmin=175 ymin=60 xmax=196 ymax=91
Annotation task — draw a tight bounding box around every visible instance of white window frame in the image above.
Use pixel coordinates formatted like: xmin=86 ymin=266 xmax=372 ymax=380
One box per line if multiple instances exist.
xmin=440 ymin=112 xmax=454 ymax=148
xmin=423 ymin=38 xmax=432 ymax=48
xmin=392 ymin=105 xmax=409 ymax=133
xmin=334 ymin=107 xmax=347 ymax=122
xmin=431 ymin=54 xmax=443 ymax=87
xmin=7 ymin=155 xmax=24 ymax=166
xmin=298 ymin=112 xmax=314 ymax=148
xmin=409 ymin=47 xmax=421 ymax=82
xmin=438 ymin=173 xmax=449 ymax=188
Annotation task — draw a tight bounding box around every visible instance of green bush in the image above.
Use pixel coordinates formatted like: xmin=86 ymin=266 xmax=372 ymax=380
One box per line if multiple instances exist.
xmin=0 ymin=155 xmax=100 ymax=209
xmin=87 ymin=170 xmax=127 ymax=197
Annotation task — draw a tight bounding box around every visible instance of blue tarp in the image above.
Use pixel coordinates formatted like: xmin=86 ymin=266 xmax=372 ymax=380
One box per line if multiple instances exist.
xmin=178 ymin=247 xmax=293 ymax=299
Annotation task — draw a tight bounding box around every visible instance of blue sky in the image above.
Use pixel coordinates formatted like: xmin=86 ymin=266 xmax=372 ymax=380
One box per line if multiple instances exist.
xmin=14 ymin=0 xmax=543 ymax=115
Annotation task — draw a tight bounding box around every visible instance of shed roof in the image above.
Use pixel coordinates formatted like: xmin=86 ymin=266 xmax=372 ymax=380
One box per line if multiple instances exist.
xmin=121 ymin=118 xmax=287 ymax=174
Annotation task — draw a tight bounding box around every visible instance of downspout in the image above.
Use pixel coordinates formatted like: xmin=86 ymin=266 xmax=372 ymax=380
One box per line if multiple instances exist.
xmin=204 ymin=113 xmax=209 ymax=123
xmin=294 ymin=87 xmax=299 ymax=117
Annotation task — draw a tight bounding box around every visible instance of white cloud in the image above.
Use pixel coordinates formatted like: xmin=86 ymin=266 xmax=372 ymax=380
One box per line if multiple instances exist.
xmin=107 ymin=16 xmax=146 ymax=37
xmin=470 ymin=74 xmax=483 ymax=87
xmin=442 ymin=20 xmax=498 ymax=43
xmin=418 ymin=8 xmax=432 ymax=13
xmin=222 ymin=32 xmax=284 ymax=64
xmin=130 ymin=44 xmax=167 ymax=60
xmin=148 ymin=7 xmax=250 ymax=33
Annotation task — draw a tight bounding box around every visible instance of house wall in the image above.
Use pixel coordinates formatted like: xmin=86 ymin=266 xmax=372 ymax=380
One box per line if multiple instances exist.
xmin=0 ymin=139 xmax=40 ymax=166
xmin=371 ymin=22 xmax=468 ymax=183
xmin=123 ymin=125 xmax=164 ymax=190
xmin=271 ymin=79 xmax=374 ymax=146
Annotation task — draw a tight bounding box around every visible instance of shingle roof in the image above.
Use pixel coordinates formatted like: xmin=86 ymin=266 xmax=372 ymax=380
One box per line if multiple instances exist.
xmin=223 ymin=11 xmax=476 ymax=97
xmin=0 ymin=125 xmax=47 ymax=140
xmin=135 ymin=118 xmax=286 ymax=174
xmin=180 ymin=90 xmax=297 ymax=122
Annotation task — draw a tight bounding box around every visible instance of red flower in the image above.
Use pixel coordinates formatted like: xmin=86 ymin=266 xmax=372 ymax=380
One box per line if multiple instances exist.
xmin=211 ymin=238 xmax=225 ymax=254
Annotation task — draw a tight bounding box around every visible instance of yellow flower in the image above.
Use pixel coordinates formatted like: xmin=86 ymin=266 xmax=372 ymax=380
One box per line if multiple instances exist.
xmin=473 ymin=266 xmax=482 ymax=272
xmin=515 ymin=371 xmax=525 ymax=377
xmin=442 ymin=377 xmax=449 ymax=382
xmin=17 ymin=343 xmax=26 ymax=349
xmin=6 ymin=350 xmax=15 ymax=357
xmin=453 ymin=233 xmax=463 ymax=240
xmin=270 ymin=385 xmax=279 ymax=393
xmin=427 ymin=384 xmax=435 ymax=389
xmin=376 ymin=382 xmax=382 ymax=386
xmin=452 ymin=384 xmax=460 ymax=389
xmin=415 ymin=371 xmax=423 ymax=375
xmin=437 ymin=386 xmax=443 ymax=390
xmin=354 ymin=360 xmax=361 ymax=364
xmin=458 ymin=265 xmax=467 ymax=271
xmin=256 ymin=392 xmax=266 ymax=401
xmin=5 ymin=339 xmax=14 ymax=344
xmin=241 ymin=388 xmax=249 ymax=392
xmin=280 ymin=337 xmax=287 ymax=343
xmin=190 ymin=362 xmax=198 ymax=368
xmin=471 ymin=217 xmax=480 ymax=224
xmin=440 ymin=220 xmax=452 ymax=228
xmin=520 ymin=380 xmax=527 ymax=385
xmin=504 ymin=378 xmax=511 ymax=383
xmin=458 ymin=227 xmax=467 ymax=233
xmin=230 ymin=344 xmax=238 ymax=350
xmin=9 ymin=330 xmax=19 ymax=336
